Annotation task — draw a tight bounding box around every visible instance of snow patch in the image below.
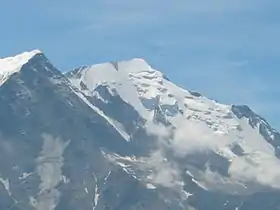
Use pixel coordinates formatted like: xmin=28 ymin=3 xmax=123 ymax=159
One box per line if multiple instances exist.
xmin=182 ymin=190 xmax=193 ymax=200
xmin=191 ymin=178 xmax=208 ymax=190
xmin=60 ymin=175 xmax=70 ymax=184
xmin=19 ymin=172 xmax=33 ymax=180
xmin=29 ymin=196 xmax=37 ymax=208
xmin=104 ymin=170 xmax=111 ymax=183
xmin=0 ymin=177 xmax=11 ymax=196
xmin=146 ymin=183 xmax=157 ymax=189
xmin=92 ymin=173 xmax=100 ymax=210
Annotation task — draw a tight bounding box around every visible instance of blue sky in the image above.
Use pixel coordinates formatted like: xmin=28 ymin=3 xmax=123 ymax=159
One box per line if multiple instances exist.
xmin=1 ymin=0 xmax=280 ymax=128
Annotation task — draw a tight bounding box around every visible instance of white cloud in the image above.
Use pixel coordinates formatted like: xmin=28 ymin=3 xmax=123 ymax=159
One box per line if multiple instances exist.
xmin=172 ymin=120 xmax=228 ymax=157
xmin=144 ymin=119 xmax=280 ymax=191
xmin=229 ymin=152 xmax=280 ymax=189
xmin=144 ymin=121 xmax=171 ymax=139
xmin=143 ymin=150 xmax=183 ymax=188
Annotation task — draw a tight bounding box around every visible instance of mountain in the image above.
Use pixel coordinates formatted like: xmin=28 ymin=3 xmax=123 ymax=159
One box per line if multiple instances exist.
xmin=0 ymin=50 xmax=280 ymax=210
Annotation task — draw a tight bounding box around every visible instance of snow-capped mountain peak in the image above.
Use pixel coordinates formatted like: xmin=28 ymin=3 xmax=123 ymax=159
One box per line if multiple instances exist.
xmin=66 ymin=58 xmax=164 ymax=119
xmin=0 ymin=49 xmax=42 ymax=85
xmin=67 ymin=58 xmax=223 ymax=122
xmin=1 ymin=50 xmax=280 ymax=209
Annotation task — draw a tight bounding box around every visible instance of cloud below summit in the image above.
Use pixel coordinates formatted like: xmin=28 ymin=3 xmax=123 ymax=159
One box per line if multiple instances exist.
xmin=145 ymin=119 xmax=280 ymax=192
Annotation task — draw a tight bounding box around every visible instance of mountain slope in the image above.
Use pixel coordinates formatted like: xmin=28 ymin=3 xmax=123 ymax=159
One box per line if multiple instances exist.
xmin=0 ymin=51 xmax=180 ymax=210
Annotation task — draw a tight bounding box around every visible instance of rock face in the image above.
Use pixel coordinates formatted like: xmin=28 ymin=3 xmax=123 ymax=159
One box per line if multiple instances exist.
xmin=0 ymin=51 xmax=280 ymax=210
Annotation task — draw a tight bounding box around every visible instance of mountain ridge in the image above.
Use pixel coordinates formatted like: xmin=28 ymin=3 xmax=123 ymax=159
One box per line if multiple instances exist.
xmin=0 ymin=50 xmax=267 ymax=118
